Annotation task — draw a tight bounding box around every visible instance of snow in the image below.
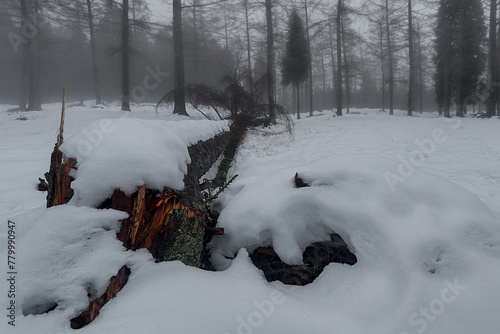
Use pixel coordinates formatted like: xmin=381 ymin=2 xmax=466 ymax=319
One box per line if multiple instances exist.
xmin=1 ymin=104 xmax=500 ymax=334
xmin=60 ymin=118 xmax=228 ymax=207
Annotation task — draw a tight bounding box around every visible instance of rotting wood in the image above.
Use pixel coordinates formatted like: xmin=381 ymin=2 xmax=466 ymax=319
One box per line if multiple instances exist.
xmin=45 ymin=88 xmax=76 ymax=207
xmin=70 ymin=265 xmax=131 ymax=330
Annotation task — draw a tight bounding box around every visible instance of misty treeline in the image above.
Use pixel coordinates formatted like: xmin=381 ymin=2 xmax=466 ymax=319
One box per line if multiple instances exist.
xmin=0 ymin=0 xmax=498 ymax=116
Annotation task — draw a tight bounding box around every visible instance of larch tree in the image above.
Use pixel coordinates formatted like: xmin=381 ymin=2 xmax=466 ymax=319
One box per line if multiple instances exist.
xmin=19 ymin=0 xmax=30 ymax=111
xmin=265 ymin=0 xmax=276 ymax=124
xmin=384 ymin=0 xmax=394 ymax=115
xmin=16 ymin=0 xmax=43 ymax=111
xmin=121 ymin=0 xmax=130 ymax=111
xmin=172 ymin=0 xmax=188 ymax=116
xmin=304 ymin=0 xmax=313 ymax=116
xmin=336 ymin=0 xmax=342 ymax=116
xmin=282 ymin=8 xmax=310 ymax=120
xmin=407 ymin=0 xmax=414 ymax=116
xmin=243 ymin=0 xmax=253 ymax=91
xmin=86 ymin=0 xmax=101 ymax=105
xmin=434 ymin=0 xmax=486 ymax=117
xmin=486 ymin=0 xmax=497 ymax=117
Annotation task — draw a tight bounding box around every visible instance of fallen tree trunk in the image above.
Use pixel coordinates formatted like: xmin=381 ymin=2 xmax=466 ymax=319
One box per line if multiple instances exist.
xmin=101 ymin=132 xmax=232 ymax=266
xmin=45 ymin=129 xmax=232 ymax=329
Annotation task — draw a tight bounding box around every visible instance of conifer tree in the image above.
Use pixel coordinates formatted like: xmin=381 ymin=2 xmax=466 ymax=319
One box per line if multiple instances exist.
xmin=281 ymin=9 xmax=310 ymax=119
xmin=434 ymin=0 xmax=486 ymax=117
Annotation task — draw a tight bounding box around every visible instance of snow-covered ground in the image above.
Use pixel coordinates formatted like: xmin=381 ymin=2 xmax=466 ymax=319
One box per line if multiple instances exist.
xmin=1 ymin=104 xmax=499 ymax=334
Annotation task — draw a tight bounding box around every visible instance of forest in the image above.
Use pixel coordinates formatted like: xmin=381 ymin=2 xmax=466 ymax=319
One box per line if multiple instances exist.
xmin=0 ymin=0 xmax=499 ymax=117
xmin=2 ymin=1 xmax=500 ymax=333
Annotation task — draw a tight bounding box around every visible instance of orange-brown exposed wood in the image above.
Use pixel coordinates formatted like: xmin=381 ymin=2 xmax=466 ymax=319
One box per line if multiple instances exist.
xmin=70 ymin=265 xmax=131 ymax=329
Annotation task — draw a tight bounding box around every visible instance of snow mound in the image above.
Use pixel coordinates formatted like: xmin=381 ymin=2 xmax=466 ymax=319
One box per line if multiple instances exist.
xmin=212 ymin=154 xmax=500 ymax=272
xmin=60 ymin=118 xmax=228 ymax=207
xmin=0 ymin=206 xmax=129 ymax=329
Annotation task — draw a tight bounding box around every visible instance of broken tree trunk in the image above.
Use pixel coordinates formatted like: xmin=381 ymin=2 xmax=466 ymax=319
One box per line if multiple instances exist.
xmin=46 ymin=88 xmax=76 ymax=207
xmin=103 ymin=132 xmax=232 ymax=266
xmin=45 ymin=127 xmax=232 ymax=329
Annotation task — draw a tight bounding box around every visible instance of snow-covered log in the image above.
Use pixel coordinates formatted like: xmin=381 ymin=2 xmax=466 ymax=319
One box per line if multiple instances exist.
xmin=42 ymin=118 xmax=230 ymax=329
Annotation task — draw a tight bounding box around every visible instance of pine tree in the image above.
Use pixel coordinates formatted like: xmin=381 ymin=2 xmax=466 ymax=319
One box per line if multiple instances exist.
xmin=434 ymin=0 xmax=486 ymax=117
xmin=281 ymin=9 xmax=310 ymax=120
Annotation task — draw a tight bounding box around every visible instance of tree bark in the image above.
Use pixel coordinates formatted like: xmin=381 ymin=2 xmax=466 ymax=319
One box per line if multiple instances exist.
xmin=379 ymin=22 xmax=386 ymax=111
xmin=407 ymin=0 xmax=414 ymax=116
xmin=265 ymin=0 xmax=276 ymax=124
xmin=192 ymin=0 xmax=199 ymax=84
xmin=497 ymin=2 xmax=500 ymax=116
xmin=304 ymin=0 xmax=313 ymax=116
xmin=328 ymin=20 xmax=337 ymax=110
xmin=296 ymin=83 xmax=301 ymax=119
xmin=121 ymin=0 xmax=130 ymax=111
xmin=336 ymin=0 xmax=343 ymax=116
xmin=341 ymin=16 xmax=350 ymax=114
xmin=173 ymin=0 xmax=188 ymax=115
xmin=244 ymin=0 xmax=253 ymax=91
xmin=70 ymin=266 xmax=131 ymax=329
xmin=385 ymin=0 xmax=394 ymax=115
xmin=487 ymin=0 xmax=497 ymax=117
xmin=87 ymin=0 xmax=102 ymax=105
xmin=19 ymin=0 xmax=29 ymax=111
xmin=417 ymin=20 xmax=423 ymax=113
xmin=321 ymin=51 xmax=326 ymax=109
xmin=27 ymin=0 xmax=41 ymax=111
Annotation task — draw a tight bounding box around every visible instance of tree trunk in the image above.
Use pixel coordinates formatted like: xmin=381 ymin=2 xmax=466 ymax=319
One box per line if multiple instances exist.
xmin=359 ymin=45 xmax=367 ymax=108
xmin=497 ymin=5 xmax=500 ymax=116
xmin=192 ymin=0 xmax=199 ymax=84
xmin=121 ymin=0 xmax=130 ymax=111
xmin=443 ymin=60 xmax=451 ymax=117
xmin=304 ymin=0 xmax=313 ymax=116
xmin=328 ymin=20 xmax=337 ymax=110
xmin=379 ymin=23 xmax=386 ymax=111
xmin=265 ymin=0 xmax=276 ymax=124
xmin=487 ymin=0 xmax=497 ymax=117
xmin=341 ymin=16 xmax=350 ymax=114
xmin=321 ymin=51 xmax=326 ymax=109
xmin=27 ymin=0 xmax=41 ymax=111
xmin=417 ymin=20 xmax=423 ymax=113
xmin=19 ymin=0 xmax=29 ymax=111
xmin=407 ymin=0 xmax=414 ymax=116
xmin=223 ymin=2 xmax=229 ymax=50
xmin=87 ymin=0 xmax=101 ymax=105
xmin=296 ymin=83 xmax=301 ymax=119
xmin=76 ymin=2 xmax=85 ymax=106
xmin=385 ymin=0 xmax=394 ymax=116
xmin=336 ymin=0 xmax=343 ymax=116
xmin=244 ymin=0 xmax=253 ymax=91
xmin=456 ymin=7 xmax=465 ymax=118
xmin=173 ymin=0 xmax=188 ymax=115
